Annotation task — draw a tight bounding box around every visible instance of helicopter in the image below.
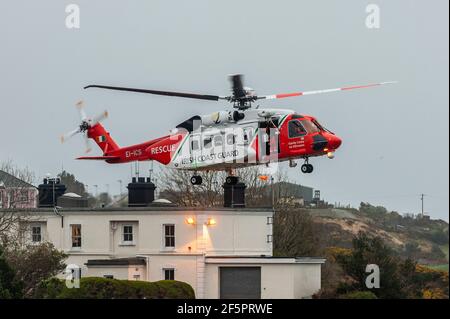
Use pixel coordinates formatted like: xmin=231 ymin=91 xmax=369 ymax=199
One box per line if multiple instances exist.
xmin=61 ymin=74 xmax=395 ymax=185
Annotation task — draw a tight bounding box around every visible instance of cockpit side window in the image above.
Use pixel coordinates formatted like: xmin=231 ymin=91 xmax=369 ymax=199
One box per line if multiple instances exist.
xmin=300 ymin=120 xmax=321 ymax=134
xmin=288 ymin=120 xmax=307 ymax=138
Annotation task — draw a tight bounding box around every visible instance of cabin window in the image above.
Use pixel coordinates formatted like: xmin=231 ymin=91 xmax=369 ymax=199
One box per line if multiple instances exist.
xmin=71 ymin=224 xmax=82 ymax=248
xmin=214 ymin=135 xmax=223 ymax=147
xmin=31 ymin=225 xmax=41 ymax=243
xmin=244 ymin=127 xmax=254 ymax=143
xmin=226 ymin=134 xmax=236 ymax=145
xmin=191 ymin=138 xmax=200 ymax=151
xmin=288 ymin=120 xmax=307 ymax=138
xmin=203 ymin=136 xmax=213 ymax=149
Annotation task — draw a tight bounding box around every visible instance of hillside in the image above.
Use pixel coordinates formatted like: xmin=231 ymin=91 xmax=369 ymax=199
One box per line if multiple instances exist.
xmin=306 ymin=205 xmax=449 ymax=270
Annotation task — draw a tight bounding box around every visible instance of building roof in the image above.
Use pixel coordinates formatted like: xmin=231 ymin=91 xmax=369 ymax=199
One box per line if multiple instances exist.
xmin=205 ymin=256 xmax=326 ymax=264
xmin=2 ymin=206 xmax=274 ymax=215
xmin=86 ymin=257 xmax=146 ymax=267
xmin=0 ymin=170 xmax=36 ymax=189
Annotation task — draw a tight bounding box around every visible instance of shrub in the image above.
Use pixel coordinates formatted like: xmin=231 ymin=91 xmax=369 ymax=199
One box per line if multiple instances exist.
xmin=34 ymin=277 xmax=195 ymax=299
xmin=0 ymin=246 xmax=23 ymax=299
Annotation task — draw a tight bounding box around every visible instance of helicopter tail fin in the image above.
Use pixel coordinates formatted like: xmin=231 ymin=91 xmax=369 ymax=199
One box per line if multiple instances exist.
xmin=87 ymin=123 xmax=120 ymax=154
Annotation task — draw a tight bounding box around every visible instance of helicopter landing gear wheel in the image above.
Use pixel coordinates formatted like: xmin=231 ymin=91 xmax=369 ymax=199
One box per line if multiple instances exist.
xmin=301 ymin=162 xmax=314 ymax=174
xmin=190 ymin=175 xmax=203 ymax=185
xmin=225 ymin=176 xmax=238 ymax=185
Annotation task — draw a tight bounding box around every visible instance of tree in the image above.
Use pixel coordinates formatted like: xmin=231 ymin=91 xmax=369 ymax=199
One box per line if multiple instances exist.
xmin=2 ymin=242 xmax=67 ymax=298
xmin=158 ymin=169 xmax=224 ymax=207
xmin=57 ymin=170 xmax=87 ymax=197
xmin=336 ymin=233 xmax=417 ymax=298
xmin=0 ymin=160 xmax=35 ymax=242
xmin=0 ymin=245 xmax=23 ymax=299
xmin=157 ymin=166 xmax=292 ymax=207
xmin=273 ymin=207 xmax=320 ymax=257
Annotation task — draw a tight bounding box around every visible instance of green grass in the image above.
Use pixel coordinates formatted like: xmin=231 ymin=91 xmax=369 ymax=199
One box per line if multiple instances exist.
xmin=428 ymin=264 xmax=449 ymax=272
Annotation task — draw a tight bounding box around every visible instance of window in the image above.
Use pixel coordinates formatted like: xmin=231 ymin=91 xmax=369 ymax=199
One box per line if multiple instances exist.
xmin=191 ymin=136 xmax=200 ymax=151
xmin=288 ymin=120 xmax=307 ymax=138
xmin=31 ymin=225 xmax=41 ymax=242
xmin=244 ymin=127 xmax=254 ymax=144
xmin=266 ymin=217 xmax=273 ymax=225
xmin=71 ymin=224 xmax=81 ymax=248
xmin=122 ymin=225 xmax=133 ymax=243
xmin=104 ymin=275 xmax=114 ymax=279
xmin=214 ymin=135 xmax=223 ymax=147
xmin=164 ymin=224 xmax=175 ymax=248
xmin=203 ymin=136 xmax=212 ymax=149
xmin=226 ymin=134 xmax=236 ymax=145
xmin=301 ymin=120 xmax=321 ymax=134
xmin=267 ymin=235 xmax=273 ymax=243
xmin=164 ymin=268 xmax=175 ymax=280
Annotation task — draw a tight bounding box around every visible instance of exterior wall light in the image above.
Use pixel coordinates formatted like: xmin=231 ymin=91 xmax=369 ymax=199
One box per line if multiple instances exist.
xmin=205 ymin=218 xmax=216 ymax=226
xmin=186 ymin=217 xmax=195 ymax=225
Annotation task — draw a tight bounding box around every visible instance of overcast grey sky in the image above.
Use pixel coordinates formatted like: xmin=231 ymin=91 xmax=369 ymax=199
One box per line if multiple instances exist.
xmin=0 ymin=1 xmax=448 ymax=220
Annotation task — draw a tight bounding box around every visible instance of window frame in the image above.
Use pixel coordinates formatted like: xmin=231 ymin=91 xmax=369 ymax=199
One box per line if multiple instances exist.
xmin=226 ymin=134 xmax=236 ymax=145
xmin=203 ymin=136 xmax=213 ymax=149
xmin=71 ymin=224 xmax=82 ymax=248
xmin=163 ymin=268 xmax=175 ymax=281
xmin=213 ymin=135 xmax=224 ymax=147
xmin=163 ymin=224 xmax=175 ymax=249
xmin=31 ymin=225 xmax=42 ymax=243
xmin=288 ymin=119 xmax=307 ymax=138
xmin=190 ymin=135 xmax=200 ymax=151
xmin=122 ymin=224 xmax=134 ymax=245
xmin=243 ymin=127 xmax=254 ymax=144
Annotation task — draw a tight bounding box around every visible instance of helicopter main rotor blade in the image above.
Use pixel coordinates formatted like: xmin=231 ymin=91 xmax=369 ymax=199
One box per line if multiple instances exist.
xmin=90 ymin=110 xmax=109 ymax=126
xmin=84 ymin=85 xmax=223 ymax=101
xmin=229 ymin=74 xmax=247 ymax=99
xmin=76 ymin=100 xmax=87 ymax=121
xmin=259 ymin=81 xmax=397 ymax=100
xmin=60 ymin=128 xmax=81 ymax=143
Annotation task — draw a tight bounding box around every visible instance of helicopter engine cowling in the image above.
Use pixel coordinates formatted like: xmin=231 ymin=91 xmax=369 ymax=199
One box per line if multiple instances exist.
xmin=201 ymin=110 xmax=245 ymax=126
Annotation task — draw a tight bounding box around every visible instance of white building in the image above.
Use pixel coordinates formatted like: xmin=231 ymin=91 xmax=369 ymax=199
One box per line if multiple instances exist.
xmin=19 ymin=207 xmax=324 ymax=299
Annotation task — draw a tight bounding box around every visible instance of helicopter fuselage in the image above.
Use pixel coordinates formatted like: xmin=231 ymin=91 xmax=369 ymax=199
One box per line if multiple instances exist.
xmin=81 ymin=108 xmax=342 ymax=172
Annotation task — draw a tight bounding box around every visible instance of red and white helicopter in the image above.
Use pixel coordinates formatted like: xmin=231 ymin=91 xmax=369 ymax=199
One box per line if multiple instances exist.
xmin=61 ymin=75 xmax=395 ymax=185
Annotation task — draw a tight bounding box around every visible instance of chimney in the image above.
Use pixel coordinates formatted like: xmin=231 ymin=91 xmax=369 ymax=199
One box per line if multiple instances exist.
xmin=127 ymin=177 xmax=156 ymax=207
xmin=223 ymin=182 xmax=246 ymax=208
xmin=38 ymin=178 xmax=67 ymax=207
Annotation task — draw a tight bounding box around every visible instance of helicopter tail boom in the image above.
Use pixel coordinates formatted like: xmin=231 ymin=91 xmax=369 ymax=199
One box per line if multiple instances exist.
xmin=87 ymin=122 xmax=120 ymax=154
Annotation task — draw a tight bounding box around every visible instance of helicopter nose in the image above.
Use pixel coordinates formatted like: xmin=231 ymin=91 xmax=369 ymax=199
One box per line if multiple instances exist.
xmin=329 ymin=135 xmax=342 ymax=149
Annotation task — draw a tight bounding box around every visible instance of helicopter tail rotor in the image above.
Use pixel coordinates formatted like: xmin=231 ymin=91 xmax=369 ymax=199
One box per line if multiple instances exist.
xmin=61 ymin=101 xmax=109 ymax=153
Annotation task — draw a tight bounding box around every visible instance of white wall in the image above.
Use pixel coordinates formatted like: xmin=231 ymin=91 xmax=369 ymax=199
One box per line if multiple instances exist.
xmin=204 ymin=262 xmax=323 ymax=299
xmin=33 ymin=210 xmax=272 ymax=259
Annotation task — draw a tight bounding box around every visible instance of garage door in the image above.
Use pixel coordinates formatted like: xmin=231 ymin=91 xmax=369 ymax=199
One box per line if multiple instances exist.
xmin=219 ymin=267 xmax=261 ymax=299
